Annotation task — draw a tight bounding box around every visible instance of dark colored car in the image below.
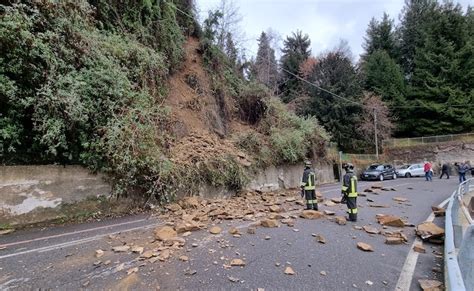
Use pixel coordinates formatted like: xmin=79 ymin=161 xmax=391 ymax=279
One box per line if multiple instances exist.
xmin=360 ymin=164 xmax=397 ymax=181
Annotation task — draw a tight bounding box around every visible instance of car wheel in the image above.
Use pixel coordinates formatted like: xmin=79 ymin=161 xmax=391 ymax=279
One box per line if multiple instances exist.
xmin=379 ymin=175 xmax=384 ymax=181
xmin=405 ymin=173 xmax=411 ymax=178
xmin=393 ymin=173 xmax=397 ymax=180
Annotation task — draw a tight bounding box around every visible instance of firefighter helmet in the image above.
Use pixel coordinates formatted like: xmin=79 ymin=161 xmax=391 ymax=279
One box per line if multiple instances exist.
xmin=304 ymin=160 xmax=312 ymax=168
xmin=344 ymin=163 xmax=354 ymax=172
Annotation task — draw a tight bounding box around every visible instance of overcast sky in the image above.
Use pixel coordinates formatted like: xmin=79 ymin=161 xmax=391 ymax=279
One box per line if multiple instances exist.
xmin=196 ymin=0 xmax=472 ymax=62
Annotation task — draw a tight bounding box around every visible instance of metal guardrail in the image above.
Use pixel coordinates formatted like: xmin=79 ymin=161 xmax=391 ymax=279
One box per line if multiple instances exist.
xmin=384 ymin=133 xmax=474 ymax=148
xmin=445 ymin=178 xmax=474 ymax=291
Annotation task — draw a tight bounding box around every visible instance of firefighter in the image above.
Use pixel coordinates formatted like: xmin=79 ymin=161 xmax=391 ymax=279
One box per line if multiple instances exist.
xmin=341 ymin=163 xmax=358 ymax=221
xmin=300 ymin=160 xmax=318 ymax=210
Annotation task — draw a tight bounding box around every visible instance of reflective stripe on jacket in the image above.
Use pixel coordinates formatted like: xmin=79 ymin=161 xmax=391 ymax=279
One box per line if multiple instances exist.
xmin=342 ymin=173 xmax=358 ymax=197
xmin=301 ymin=168 xmax=316 ymax=190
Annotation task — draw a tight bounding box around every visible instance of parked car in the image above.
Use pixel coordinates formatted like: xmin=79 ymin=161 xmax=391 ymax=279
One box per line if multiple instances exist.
xmin=396 ymin=163 xmax=425 ymax=178
xmin=360 ymin=164 xmax=397 ymax=181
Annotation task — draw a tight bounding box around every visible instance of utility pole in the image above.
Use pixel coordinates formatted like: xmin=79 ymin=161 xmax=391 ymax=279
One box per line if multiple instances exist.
xmin=374 ymin=108 xmax=379 ymax=160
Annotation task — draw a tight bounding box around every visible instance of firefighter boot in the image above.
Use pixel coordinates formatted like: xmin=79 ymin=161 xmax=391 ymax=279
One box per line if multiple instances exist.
xmin=313 ymin=203 xmax=318 ymax=211
xmin=348 ymin=213 xmax=357 ymax=222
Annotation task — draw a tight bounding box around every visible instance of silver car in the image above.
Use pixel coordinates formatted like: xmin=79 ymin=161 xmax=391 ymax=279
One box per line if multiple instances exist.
xmin=396 ymin=163 xmax=425 ymax=178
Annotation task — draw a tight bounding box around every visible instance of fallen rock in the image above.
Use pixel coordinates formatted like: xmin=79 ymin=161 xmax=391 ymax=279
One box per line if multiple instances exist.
xmin=179 ymin=196 xmax=200 ymax=209
xmin=364 ymin=188 xmax=374 ymax=193
xmin=269 ymin=205 xmax=282 ymax=213
xmin=331 ymin=197 xmax=342 ymax=204
xmin=164 ymin=237 xmax=186 ymax=247
xmin=126 ymin=267 xmax=139 ymax=275
xmin=229 ymin=227 xmax=240 ymax=235
xmin=393 ymin=197 xmax=408 ymax=202
xmin=431 ymin=206 xmax=446 ymax=217
xmin=0 ymin=229 xmax=15 ymax=235
xmin=367 ymin=198 xmax=375 ymax=202
xmin=323 ymin=210 xmax=335 ymax=216
xmin=261 ymin=219 xmax=279 ymax=228
xmin=365 ymin=280 xmax=373 ymax=286
xmin=371 ymin=183 xmax=383 ymax=189
xmin=377 ymin=215 xmax=405 ymax=227
xmin=185 ymin=269 xmax=197 ymax=276
xmin=418 ymin=279 xmax=443 ymax=291
xmin=140 ymin=251 xmax=157 ymax=259
xmin=154 ymin=226 xmax=178 ymax=241
xmin=385 ymin=237 xmax=405 ymax=245
xmin=158 ymin=249 xmax=171 ymax=261
xmin=357 ymin=242 xmax=374 ymax=252
xmin=413 ymin=244 xmax=426 ymax=253
xmin=228 ymin=276 xmax=240 ymax=283
xmin=165 ymin=203 xmax=182 ymax=212
xmin=335 ymin=216 xmax=347 ymax=225
xmin=247 ymin=227 xmax=256 ymax=234
xmin=95 ymin=249 xmax=104 ymax=258
xmin=175 ymin=221 xmax=201 ymax=233
xmin=353 ymin=226 xmax=363 ymax=230
xmin=320 ymin=271 xmax=327 ymax=276
xmin=179 ymin=255 xmax=189 ymax=262
xmin=209 ymin=226 xmax=222 ymax=234
xmin=281 ymin=218 xmax=296 ymax=227
xmin=112 ymin=245 xmax=130 ymax=253
xmin=416 ymin=222 xmax=444 ymax=240
xmin=315 ymin=234 xmax=326 ymax=244
xmin=286 ymin=197 xmax=296 ymax=202
xmin=230 ymin=258 xmax=246 ymax=266
xmin=363 ymin=226 xmax=379 ymax=234
xmin=284 ymin=266 xmax=295 ymax=275
xmin=300 ymin=210 xmax=324 ymax=219
xmin=131 ymin=246 xmax=144 ymax=254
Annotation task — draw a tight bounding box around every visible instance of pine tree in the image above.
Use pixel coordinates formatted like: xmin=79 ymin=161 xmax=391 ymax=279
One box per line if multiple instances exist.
xmin=362 ymin=13 xmax=398 ymax=60
xmin=253 ymin=32 xmax=278 ymax=91
xmin=398 ymin=0 xmax=438 ymax=80
xmin=303 ymin=49 xmax=364 ymax=151
xmin=279 ymin=30 xmax=311 ymax=103
xmin=405 ymin=2 xmax=473 ymax=136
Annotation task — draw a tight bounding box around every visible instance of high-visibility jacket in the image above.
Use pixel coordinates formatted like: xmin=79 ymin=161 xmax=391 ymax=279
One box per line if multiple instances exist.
xmin=342 ymin=172 xmax=358 ymax=197
xmin=301 ymin=168 xmax=316 ymax=190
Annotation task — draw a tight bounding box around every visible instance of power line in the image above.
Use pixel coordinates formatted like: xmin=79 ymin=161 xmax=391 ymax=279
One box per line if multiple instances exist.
xmin=170 ymin=2 xmax=474 ymax=110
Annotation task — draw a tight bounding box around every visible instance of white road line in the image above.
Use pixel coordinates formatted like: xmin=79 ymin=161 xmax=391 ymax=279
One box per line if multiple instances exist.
xmin=394 ymin=196 xmax=451 ymax=291
xmin=0 ymin=218 xmax=149 ymax=248
xmin=0 ymin=222 xmax=163 ymax=260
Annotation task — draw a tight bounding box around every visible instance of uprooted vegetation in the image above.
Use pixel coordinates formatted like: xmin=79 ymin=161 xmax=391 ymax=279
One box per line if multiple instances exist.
xmin=0 ymin=1 xmax=329 ymax=204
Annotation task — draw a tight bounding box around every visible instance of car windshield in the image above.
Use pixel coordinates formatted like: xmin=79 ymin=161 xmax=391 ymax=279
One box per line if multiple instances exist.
xmin=399 ymin=165 xmax=410 ymax=169
xmin=367 ymin=165 xmax=383 ymax=171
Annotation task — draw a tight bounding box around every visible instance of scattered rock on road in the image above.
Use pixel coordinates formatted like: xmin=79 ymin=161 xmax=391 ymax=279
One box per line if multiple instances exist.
xmin=413 ymin=244 xmax=426 ymax=253
xmin=416 ymin=222 xmax=444 ymax=241
xmin=315 ymin=234 xmax=326 ymax=244
xmin=230 ymin=259 xmax=246 ymax=266
xmin=363 ymin=226 xmax=379 ymax=234
xmin=131 ymin=246 xmax=144 ymax=254
xmin=284 ymin=266 xmax=295 ymax=275
xmin=431 ymin=206 xmax=446 ymax=217
xmin=393 ymin=197 xmax=408 ymax=202
xmin=228 ymin=227 xmax=240 ymax=235
xmin=320 ymin=271 xmax=327 ymax=276
xmin=385 ymin=237 xmax=405 ymax=245
xmin=247 ymin=227 xmax=256 ymax=234
xmin=154 ymin=226 xmax=177 ymax=241
xmin=228 ymin=276 xmax=240 ymax=283
xmin=418 ymin=279 xmax=443 ymax=291
xmin=95 ymin=249 xmax=104 ymax=258
xmin=377 ymin=215 xmax=405 ymax=227
xmin=209 ymin=226 xmax=222 ymax=234
xmin=0 ymin=229 xmax=15 ymax=235
xmin=357 ymin=242 xmax=374 ymax=252
xmin=112 ymin=245 xmax=130 ymax=252
xmin=261 ymin=219 xmax=279 ymax=227
xmin=323 ymin=210 xmax=335 ymax=216
xmin=300 ymin=210 xmax=324 ymax=219
xmin=335 ymin=216 xmax=347 ymax=225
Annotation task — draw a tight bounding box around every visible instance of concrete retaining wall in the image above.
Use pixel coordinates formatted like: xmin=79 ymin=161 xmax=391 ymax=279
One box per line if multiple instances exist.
xmin=0 ymin=165 xmax=111 ymax=225
xmin=0 ymin=162 xmax=335 ymax=225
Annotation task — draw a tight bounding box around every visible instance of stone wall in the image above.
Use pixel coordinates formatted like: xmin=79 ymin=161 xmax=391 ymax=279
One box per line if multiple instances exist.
xmin=0 ymin=165 xmax=111 ymax=224
xmin=384 ymin=141 xmax=474 ymax=170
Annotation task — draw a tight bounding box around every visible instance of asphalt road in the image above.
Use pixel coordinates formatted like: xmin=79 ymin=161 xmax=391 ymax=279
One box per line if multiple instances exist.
xmin=0 ymin=177 xmax=458 ymax=290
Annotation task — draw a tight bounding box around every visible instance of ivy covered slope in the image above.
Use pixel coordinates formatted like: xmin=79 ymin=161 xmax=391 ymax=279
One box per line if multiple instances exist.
xmin=0 ymin=1 xmax=329 ymax=202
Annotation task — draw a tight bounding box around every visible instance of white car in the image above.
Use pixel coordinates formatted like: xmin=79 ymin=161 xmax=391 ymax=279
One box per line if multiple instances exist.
xmin=396 ymin=163 xmax=425 ymax=178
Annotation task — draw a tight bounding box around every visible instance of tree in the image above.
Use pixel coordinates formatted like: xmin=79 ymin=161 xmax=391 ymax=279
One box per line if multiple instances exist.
xmin=362 ymin=13 xmax=398 ymax=60
xmin=398 ymin=0 xmax=438 ymax=80
xmin=303 ymin=49 xmax=364 ymax=152
xmin=403 ymin=2 xmax=473 ymax=136
xmin=357 ymin=92 xmax=395 ymax=149
xmin=362 ymin=50 xmax=406 ymax=121
xmin=252 ymin=31 xmax=278 ymax=90
xmin=279 ymin=30 xmax=311 ymax=102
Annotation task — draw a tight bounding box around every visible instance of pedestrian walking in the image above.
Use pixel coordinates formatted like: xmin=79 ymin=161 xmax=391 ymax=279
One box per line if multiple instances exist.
xmin=457 ymin=161 xmax=470 ymax=183
xmin=300 ymin=160 xmax=318 ymax=210
xmin=341 ymin=163 xmax=358 ymax=222
xmin=424 ymin=161 xmax=432 ymax=182
xmin=439 ymin=162 xmax=450 ymax=179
